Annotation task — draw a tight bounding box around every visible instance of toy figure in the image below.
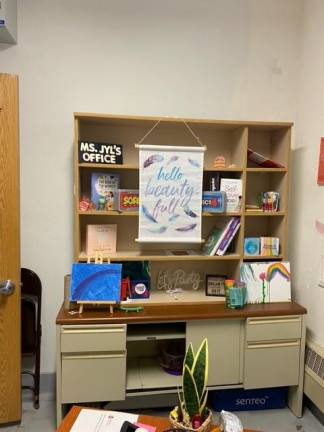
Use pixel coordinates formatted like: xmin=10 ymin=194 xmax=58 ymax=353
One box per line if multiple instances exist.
xmin=213 ymin=156 xmax=226 ymax=168
xmin=97 ymin=196 xmax=106 ymax=211
xmin=105 ymin=191 xmax=115 ymax=211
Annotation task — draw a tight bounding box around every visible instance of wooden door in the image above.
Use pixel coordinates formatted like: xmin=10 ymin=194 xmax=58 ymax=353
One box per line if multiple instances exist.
xmin=0 ymin=74 xmax=21 ymax=424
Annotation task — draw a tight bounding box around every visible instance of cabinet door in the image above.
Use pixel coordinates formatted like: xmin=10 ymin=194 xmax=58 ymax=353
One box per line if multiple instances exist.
xmin=61 ymin=353 xmax=126 ymax=403
xmin=186 ymin=320 xmax=243 ymax=386
xmin=244 ymin=341 xmax=300 ymax=389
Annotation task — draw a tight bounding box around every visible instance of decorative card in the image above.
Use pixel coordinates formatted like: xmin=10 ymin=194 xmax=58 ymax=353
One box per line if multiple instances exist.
xmin=240 ymin=261 xmax=291 ymax=303
xmin=70 ymin=263 xmax=122 ymax=302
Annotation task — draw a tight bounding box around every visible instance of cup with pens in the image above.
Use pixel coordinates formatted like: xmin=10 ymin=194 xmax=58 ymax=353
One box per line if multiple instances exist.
xmin=224 ymin=279 xmax=247 ymax=309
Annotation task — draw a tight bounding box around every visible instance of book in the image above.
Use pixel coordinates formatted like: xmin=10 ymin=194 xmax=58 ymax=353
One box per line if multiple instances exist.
xmin=220 ymin=178 xmax=242 ymax=212
xmin=260 ymin=237 xmax=279 ymax=256
xmin=91 ymin=172 xmax=120 ymax=210
xmin=216 ymin=218 xmax=241 ymax=256
xmin=208 ymin=172 xmax=221 ymax=191
xmin=70 ymin=408 xmax=138 ymax=432
xmin=201 ymin=227 xmax=224 ymax=256
xmin=86 ymin=224 xmax=117 ymax=256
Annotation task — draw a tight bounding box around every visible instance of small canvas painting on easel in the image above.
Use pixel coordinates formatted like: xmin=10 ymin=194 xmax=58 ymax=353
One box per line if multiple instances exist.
xmin=70 ymin=263 xmax=122 ymax=303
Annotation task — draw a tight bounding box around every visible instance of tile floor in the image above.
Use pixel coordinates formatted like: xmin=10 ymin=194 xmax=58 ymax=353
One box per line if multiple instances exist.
xmin=2 ymin=399 xmax=324 ymax=432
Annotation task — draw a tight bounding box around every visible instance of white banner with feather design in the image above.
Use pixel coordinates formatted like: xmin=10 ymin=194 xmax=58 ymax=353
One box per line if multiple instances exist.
xmin=138 ymin=145 xmax=205 ymax=243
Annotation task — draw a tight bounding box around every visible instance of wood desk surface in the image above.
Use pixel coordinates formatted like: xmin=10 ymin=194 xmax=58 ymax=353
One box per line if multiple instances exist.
xmin=57 ymin=406 xmax=260 ymax=432
xmin=56 ymin=301 xmax=306 ymax=325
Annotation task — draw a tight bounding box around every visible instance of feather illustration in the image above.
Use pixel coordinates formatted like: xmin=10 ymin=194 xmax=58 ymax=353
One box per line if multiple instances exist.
xmin=142 ymin=205 xmax=158 ymax=223
xmin=169 ymin=214 xmax=180 ymax=222
xmin=143 ymin=154 xmax=164 ymax=168
xmin=176 ymin=223 xmax=197 ymax=232
xmin=183 ymin=205 xmax=197 ymax=218
xmin=167 ymin=156 xmax=179 ymax=165
xmin=147 ymin=226 xmax=168 ymax=234
xmin=188 ymin=158 xmax=200 ymax=168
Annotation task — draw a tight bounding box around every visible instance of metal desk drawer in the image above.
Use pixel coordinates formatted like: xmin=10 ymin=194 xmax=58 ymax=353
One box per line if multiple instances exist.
xmin=246 ymin=316 xmax=301 ymax=342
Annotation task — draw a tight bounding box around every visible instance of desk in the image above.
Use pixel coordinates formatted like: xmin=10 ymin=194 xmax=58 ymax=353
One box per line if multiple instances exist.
xmin=57 ymin=406 xmax=260 ymax=432
xmin=56 ymin=302 xmax=306 ymax=425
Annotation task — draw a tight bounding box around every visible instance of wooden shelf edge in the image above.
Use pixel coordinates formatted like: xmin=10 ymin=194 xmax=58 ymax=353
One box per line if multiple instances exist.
xmin=244 ymin=211 xmax=286 ymax=216
xmin=78 ymin=211 xmax=242 ymax=217
xmin=243 ymin=255 xmax=283 ymax=260
xmin=78 ymin=253 xmax=241 ymax=262
xmin=246 ymin=168 xmax=287 ymax=173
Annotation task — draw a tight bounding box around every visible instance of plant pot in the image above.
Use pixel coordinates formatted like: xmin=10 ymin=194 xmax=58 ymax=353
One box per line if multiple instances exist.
xmin=169 ymin=408 xmax=213 ymax=432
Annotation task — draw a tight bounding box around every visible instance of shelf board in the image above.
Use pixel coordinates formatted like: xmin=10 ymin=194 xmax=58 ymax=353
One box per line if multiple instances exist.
xmin=243 ymin=255 xmax=283 ymax=260
xmin=79 ymin=251 xmax=241 ymax=262
xmin=78 ymin=210 xmax=139 ymax=216
xmin=78 ymin=210 xmax=241 ymax=217
xmin=246 ymin=168 xmax=287 ymax=173
xmin=78 ymin=163 xmax=138 ymax=170
xmin=128 ymin=290 xmax=226 ymax=306
xmin=244 ymin=211 xmax=285 ymax=216
xmin=126 ymin=357 xmax=181 ymax=391
xmin=204 ymin=167 xmax=243 ymax=172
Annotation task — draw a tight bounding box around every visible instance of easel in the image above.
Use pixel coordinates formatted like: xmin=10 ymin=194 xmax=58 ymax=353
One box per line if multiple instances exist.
xmin=77 ymin=252 xmax=116 ymax=315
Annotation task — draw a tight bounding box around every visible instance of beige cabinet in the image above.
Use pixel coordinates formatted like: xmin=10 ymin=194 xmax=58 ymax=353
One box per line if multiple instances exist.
xmin=244 ymin=316 xmax=302 ymax=389
xmin=57 ymin=324 xmax=126 ymax=408
xmin=186 ymin=319 xmax=244 ymax=386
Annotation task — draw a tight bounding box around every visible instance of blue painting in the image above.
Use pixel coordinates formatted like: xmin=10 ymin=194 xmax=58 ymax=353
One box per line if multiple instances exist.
xmin=70 ymin=263 xmax=122 ymax=302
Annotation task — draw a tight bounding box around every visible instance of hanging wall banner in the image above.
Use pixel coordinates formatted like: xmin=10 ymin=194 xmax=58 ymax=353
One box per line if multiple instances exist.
xmin=138 ymin=145 xmax=205 ymax=243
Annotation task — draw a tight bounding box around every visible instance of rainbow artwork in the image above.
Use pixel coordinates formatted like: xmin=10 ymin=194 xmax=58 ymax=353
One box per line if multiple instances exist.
xmin=240 ymin=261 xmax=291 ymax=303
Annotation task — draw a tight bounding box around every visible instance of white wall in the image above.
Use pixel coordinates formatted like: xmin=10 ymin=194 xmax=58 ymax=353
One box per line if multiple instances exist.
xmin=0 ymin=0 xmax=302 ymax=372
xmin=290 ymin=0 xmax=324 ymax=347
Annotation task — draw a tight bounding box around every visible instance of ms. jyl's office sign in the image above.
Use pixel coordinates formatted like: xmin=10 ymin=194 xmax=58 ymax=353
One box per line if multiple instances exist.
xmin=78 ymin=141 xmax=123 ymax=165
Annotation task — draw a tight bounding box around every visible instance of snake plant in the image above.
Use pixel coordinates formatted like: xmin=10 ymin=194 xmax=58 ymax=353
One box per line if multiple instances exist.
xmin=179 ymin=338 xmax=209 ymax=420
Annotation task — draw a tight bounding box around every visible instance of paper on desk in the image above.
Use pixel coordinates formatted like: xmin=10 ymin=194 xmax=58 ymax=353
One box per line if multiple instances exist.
xmin=70 ymin=409 xmax=139 ymax=432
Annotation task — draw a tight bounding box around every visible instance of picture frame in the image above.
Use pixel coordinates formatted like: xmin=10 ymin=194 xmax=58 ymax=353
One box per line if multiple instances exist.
xmin=205 ymin=274 xmax=227 ymax=296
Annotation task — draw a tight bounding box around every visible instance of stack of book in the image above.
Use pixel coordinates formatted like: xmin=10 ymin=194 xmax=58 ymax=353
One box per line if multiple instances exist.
xmin=202 ymin=217 xmax=241 ymax=256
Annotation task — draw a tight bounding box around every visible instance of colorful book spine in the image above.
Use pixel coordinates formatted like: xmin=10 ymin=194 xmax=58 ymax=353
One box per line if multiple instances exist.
xmin=216 ymin=218 xmax=241 ymax=256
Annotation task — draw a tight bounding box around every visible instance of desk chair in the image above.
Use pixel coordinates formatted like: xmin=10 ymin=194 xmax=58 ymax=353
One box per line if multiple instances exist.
xmin=21 ymin=268 xmax=42 ymax=409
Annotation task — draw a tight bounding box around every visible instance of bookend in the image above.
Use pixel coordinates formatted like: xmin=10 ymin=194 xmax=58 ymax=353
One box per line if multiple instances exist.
xmin=77 ymin=252 xmax=116 ymax=314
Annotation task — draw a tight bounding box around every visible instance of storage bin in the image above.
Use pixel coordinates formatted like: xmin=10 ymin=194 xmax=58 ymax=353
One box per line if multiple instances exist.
xmin=159 ymin=340 xmax=185 ymax=376
xmin=210 ymin=387 xmax=287 ymax=412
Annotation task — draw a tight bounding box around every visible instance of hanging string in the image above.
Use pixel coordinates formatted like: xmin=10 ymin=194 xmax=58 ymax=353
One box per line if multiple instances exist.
xmin=135 ymin=118 xmax=206 ymax=149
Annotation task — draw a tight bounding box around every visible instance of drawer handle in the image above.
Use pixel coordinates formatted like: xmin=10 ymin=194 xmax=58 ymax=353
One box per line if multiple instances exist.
xmin=62 ymin=328 xmax=125 ymax=334
xmin=247 ymin=341 xmax=300 ymax=349
xmin=248 ymin=318 xmax=301 ymax=325
xmin=62 ymin=353 xmax=126 ymax=360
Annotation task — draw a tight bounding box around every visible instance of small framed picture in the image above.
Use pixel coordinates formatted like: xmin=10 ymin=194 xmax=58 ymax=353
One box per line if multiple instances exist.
xmin=205 ymin=275 xmax=227 ymax=296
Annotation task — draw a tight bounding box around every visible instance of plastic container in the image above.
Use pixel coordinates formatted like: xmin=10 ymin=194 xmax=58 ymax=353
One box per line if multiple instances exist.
xmin=159 ymin=340 xmax=185 ymax=375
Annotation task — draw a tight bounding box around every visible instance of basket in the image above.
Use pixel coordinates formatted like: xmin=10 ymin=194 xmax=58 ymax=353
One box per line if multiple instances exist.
xmin=169 ymin=408 xmax=213 ymax=432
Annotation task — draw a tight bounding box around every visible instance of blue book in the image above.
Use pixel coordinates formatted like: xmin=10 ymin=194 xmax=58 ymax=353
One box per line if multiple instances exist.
xmin=91 ymin=172 xmax=119 ymax=210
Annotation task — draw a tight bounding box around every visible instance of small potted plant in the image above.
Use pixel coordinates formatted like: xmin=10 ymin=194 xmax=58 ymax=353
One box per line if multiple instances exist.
xmin=169 ymin=338 xmax=212 ymax=432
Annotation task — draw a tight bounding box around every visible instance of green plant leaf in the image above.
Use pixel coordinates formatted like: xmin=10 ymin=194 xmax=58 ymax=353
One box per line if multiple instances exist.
xmin=183 ymin=343 xmax=195 ymax=374
xmin=192 ymin=338 xmax=208 ymax=400
xmin=199 ymin=390 xmax=208 ymax=415
xmin=183 ymin=364 xmax=200 ymax=418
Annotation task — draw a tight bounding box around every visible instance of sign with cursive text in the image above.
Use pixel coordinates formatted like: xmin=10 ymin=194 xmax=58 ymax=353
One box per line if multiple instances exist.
xmin=157 ymin=269 xmax=202 ymax=291
xmin=138 ymin=145 xmax=204 ymax=242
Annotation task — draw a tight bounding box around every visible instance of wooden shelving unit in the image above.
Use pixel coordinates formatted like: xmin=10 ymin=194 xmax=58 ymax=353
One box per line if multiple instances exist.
xmin=74 ymin=114 xmax=291 ymax=287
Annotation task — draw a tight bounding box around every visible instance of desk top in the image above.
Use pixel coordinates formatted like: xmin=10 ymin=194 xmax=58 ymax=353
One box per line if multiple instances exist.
xmin=56 ymin=301 xmax=306 ymax=325
xmin=57 ymin=406 xmax=260 ymax=432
